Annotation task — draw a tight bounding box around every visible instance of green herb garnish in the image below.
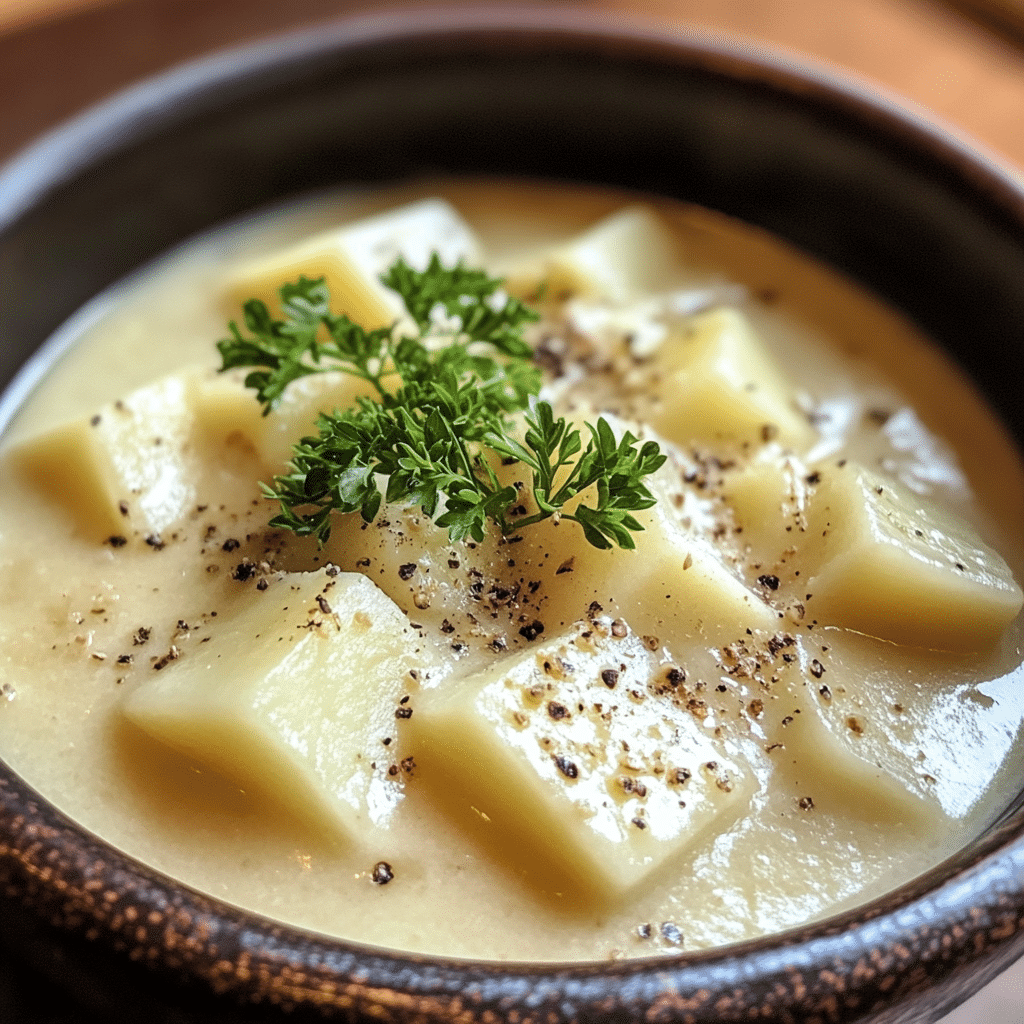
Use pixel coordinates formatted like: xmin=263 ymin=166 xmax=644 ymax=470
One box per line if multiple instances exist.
xmin=218 ymin=255 xmax=665 ymax=549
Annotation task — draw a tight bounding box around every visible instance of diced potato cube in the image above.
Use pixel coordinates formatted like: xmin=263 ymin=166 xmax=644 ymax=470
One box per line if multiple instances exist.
xmin=339 ymin=197 xmax=481 ymax=283
xmin=253 ymin=373 xmax=380 ymax=472
xmin=505 ymin=205 xmax=683 ymax=303
xmin=193 ymin=371 xmax=378 ymax=473
xmin=647 ymin=308 xmax=815 ymax=450
xmin=762 ymin=655 xmax=944 ymax=827
xmin=318 ymin=501 xmax=496 ymax=633
xmin=312 ymin=413 xmax=775 ymax=653
xmin=408 ymin=618 xmax=755 ymax=900
xmin=122 ymin=569 xmax=435 ymax=839
xmin=510 ymin=464 xmax=778 ymax=648
xmin=191 ymin=372 xmax=264 ymax=450
xmin=805 ymin=461 xmax=1022 ymax=650
xmin=8 ymin=371 xmax=199 ymax=540
xmin=302 ymin=404 xmax=774 ymax=659
xmin=720 ymin=448 xmax=812 ymax=558
xmin=224 ymin=198 xmax=481 ymax=328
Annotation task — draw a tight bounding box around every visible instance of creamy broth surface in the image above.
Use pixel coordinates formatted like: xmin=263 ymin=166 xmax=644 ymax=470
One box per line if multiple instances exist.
xmin=0 ymin=179 xmax=1022 ymax=961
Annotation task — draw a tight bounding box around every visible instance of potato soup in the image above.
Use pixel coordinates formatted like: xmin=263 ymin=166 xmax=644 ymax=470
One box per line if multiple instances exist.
xmin=0 ymin=180 xmax=1021 ymax=962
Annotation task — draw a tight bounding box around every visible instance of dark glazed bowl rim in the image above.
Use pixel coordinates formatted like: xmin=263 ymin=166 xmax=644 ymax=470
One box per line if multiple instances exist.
xmin=2 ymin=7 xmax=1024 ymax=1023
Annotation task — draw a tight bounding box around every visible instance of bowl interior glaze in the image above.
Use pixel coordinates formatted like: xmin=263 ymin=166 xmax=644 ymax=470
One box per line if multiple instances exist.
xmin=1 ymin=9 xmax=1024 ymax=1024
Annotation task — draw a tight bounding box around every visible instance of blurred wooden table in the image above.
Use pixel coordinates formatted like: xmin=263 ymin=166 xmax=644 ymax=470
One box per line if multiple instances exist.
xmin=0 ymin=0 xmax=112 ymax=31
xmin=3 ymin=0 xmax=1024 ymax=175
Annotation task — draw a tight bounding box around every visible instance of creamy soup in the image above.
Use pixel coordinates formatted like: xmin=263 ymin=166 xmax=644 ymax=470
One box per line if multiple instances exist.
xmin=0 ymin=180 xmax=1021 ymax=962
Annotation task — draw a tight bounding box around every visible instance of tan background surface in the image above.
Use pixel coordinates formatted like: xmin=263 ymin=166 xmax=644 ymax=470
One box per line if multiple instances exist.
xmin=2 ymin=0 xmax=1024 ymax=171
xmin=1 ymin=1 xmax=1023 ymax=1020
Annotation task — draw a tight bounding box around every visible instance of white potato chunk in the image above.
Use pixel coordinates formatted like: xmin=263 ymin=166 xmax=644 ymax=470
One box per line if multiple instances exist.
xmin=756 ymin=641 xmax=945 ymax=828
xmin=193 ymin=370 xmax=377 ymax=473
xmin=7 ymin=371 xmax=200 ymax=541
xmin=317 ymin=502 xmax=506 ymax=651
xmin=408 ymin=617 xmax=755 ymax=901
xmin=647 ymin=308 xmax=815 ymax=450
xmin=190 ymin=372 xmax=264 ymax=450
xmin=310 ymin=411 xmax=775 ymax=660
xmin=224 ymin=198 xmax=481 ymax=328
xmin=805 ymin=461 xmax=1022 ymax=650
xmin=122 ymin=569 xmax=436 ymax=840
xmin=770 ymin=695 xmax=943 ymax=826
xmin=505 ymin=205 xmax=683 ymax=303
xmin=720 ymin=447 xmax=812 ymax=559
xmin=509 ymin=463 xmax=778 ymax=649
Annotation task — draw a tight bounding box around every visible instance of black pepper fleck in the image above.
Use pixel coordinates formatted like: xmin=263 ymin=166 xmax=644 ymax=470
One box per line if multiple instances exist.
xmin=519 ymin=620 xmax=544 ymax=641
xmin=151 ymin=646 xmax=180 ymax=671
xmin=371 ymin=862 xmax=394 ymax=885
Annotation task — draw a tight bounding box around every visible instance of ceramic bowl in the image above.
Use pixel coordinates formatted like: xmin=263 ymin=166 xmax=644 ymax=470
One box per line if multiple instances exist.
xmin=2 ymin=8 xmax=1024 ymax=1023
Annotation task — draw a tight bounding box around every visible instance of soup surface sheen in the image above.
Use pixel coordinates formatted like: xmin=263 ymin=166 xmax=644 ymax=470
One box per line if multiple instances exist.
xmin=0 ymin=180 xmax=1022 ymax=962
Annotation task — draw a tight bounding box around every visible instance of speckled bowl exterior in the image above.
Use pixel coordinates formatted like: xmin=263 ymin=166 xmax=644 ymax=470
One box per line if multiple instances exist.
xmin=2 ymin=8 xmax=1024 ymax=1023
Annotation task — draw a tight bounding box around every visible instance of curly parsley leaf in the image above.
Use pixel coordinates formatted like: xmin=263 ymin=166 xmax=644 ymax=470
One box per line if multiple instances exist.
xmin=219 ymin=254 xmax=663 ymax=548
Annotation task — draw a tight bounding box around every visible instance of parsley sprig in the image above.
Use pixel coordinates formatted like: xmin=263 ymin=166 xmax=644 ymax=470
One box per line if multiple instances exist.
xmin=217 ymin=254 xmax=665 ymax=548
